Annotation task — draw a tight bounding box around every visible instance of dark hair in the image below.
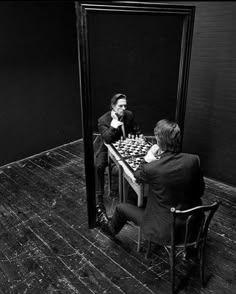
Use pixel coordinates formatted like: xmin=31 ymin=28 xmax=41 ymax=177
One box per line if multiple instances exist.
xmin=110 ymin=93 xmax=127 ymax=109
xmin=154 ymin=119 xmax=181 ymax=153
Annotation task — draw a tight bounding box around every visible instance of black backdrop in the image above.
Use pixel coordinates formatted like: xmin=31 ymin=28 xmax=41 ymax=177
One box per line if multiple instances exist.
xmin=87 ymin=11 xmax=183 ymax=135
xmin=0 ymin=2 xmax=81 ymax=166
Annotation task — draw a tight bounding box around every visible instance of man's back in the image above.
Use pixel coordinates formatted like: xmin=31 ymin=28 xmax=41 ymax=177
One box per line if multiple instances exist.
xmin=143 ymin=152 xmax=204 ymax=208
xmin=134 ymin=152 xmax=205 ymax=243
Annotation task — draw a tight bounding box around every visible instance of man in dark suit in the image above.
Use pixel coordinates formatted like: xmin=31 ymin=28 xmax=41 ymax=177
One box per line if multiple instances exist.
xmin=95 ymin=93 xmax=139 ymax=214
xmin=97 ymin=119 xmax=205 ymax=245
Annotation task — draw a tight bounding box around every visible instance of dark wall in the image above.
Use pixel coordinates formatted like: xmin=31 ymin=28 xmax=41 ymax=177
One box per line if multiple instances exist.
xmin=175 ymin=2 xmax=236 ymax=186
xmin=86 ymin=1 xmax=236 ymax=187
xmin=87 ymin=11 xmax=183 ymax=135
xmin=0 ymin=2 xmax=81 ymax=166
xmin=3 ymin=2 xmax=236 ymax=187
xmin=84 ymin=1 xmax=236 ymax=187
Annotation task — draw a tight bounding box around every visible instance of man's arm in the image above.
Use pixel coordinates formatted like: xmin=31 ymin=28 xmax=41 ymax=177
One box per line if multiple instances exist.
xmin=98 ymin=118 xmax=121 ymax=144
xmin=144 ymin=144 xmax=159 ymax=163
xmin=133 ymin=163 xmax=150 ymax=184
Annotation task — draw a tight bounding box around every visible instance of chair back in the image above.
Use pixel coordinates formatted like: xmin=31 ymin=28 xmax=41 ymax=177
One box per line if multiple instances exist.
xmin=170 ymin=201 xmax=220 ymax=251
xmin=93 ymin=132 xmax=103 ymax=158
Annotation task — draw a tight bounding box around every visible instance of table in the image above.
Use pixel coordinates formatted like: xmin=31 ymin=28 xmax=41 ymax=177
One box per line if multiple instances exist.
xmin=106 ymin=141 xmax=150 ymax=252
xmin=105 ymin=143 xmax=147 ymax=207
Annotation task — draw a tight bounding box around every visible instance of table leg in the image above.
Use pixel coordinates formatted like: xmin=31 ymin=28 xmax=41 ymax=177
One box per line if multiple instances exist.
xmin=107 ymin=153 xmax=112 ymax=197
xmin=122 ymin=176 xmax=129 ymax=203
xmin=118 ymin=165 xmax=123 ymax=202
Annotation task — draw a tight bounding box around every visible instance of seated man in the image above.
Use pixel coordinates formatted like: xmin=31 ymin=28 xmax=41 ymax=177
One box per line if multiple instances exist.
xmin=97 ymin=119 xmax=205 ymax=245
xmin=95 ymin=93 xmax=140 ymax=215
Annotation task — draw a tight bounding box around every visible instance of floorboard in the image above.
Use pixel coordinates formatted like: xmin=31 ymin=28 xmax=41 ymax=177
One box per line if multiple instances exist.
xmin=0 ymin=140 xmax=235 ymax=294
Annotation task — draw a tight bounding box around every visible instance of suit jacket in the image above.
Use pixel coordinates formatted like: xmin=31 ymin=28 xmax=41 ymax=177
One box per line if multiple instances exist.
xmin=133 ymin=152 xmax=205 ymax=244
xmin=97 ymin=110 xmax=139 ymax=154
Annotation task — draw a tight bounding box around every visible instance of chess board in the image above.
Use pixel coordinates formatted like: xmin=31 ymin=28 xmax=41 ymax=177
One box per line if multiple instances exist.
xmin=125 ymin=156 xmax=145 ymax=171
xmin=111 ymin=136 xmax=152 ymax=171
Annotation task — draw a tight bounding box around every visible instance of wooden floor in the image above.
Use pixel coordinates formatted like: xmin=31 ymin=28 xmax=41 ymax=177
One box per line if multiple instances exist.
xmin=0 ymin=140 xmax=235 ymax=294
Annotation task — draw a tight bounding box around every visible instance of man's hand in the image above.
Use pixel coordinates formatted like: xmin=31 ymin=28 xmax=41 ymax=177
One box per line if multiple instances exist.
xmin=149 ymin=144 xmax=159 ymax=155
xmin=144 ymin=144 xmax=160 ymax=163
xmin=111 ymin=112 xmax=124 ymax=128
xmin=111 ymin=119 xmax=123 ymax=129
xmin=111 ymin=112 xmax=119 ymax=120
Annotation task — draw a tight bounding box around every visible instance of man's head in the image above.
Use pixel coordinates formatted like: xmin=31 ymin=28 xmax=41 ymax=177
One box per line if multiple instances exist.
xmin=110 ymin=93 xmax=127 ymax=117
xmin=154 ymin=119 xmax=181 ymax=153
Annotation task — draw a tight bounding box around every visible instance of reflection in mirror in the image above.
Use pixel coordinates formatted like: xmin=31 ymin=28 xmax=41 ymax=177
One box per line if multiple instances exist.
xmin=94 ymin=93 xmax=142 ymax=217
xmin=76 ymin=2 xmax=195 ymax=227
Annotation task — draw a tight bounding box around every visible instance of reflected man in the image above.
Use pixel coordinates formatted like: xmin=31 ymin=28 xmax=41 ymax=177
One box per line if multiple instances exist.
xmin=95 ymin=93 xmax=140 ymax=215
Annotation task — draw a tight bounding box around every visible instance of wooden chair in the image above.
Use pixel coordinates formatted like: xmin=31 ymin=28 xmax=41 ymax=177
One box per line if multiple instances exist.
xmin=144 ymin=201 xmax=221 ymax=294
xmin=93 ymin=132 xmax=102 ymax=157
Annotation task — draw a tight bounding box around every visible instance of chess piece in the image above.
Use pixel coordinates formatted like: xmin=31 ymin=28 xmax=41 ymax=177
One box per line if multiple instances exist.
xmin=139 ymin=134 xmax=144 ymax=143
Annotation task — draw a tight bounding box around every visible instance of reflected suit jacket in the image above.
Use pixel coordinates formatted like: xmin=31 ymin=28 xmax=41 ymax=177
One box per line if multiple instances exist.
xmin=133 ymin=152 xmax=205 ymax=244
xmin=96 ymin=110 xmax=139 ymax=154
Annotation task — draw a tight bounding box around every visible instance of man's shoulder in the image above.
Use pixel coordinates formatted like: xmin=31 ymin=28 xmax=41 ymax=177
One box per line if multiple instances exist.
xmin=181 ymin=152 xmax=199 ymax=159
xmin=141 ymin=152 xmax=200 ymax=174
xmin=147 ymin=152 xmax=199 ymax=165
xmin=98 ymin=111 xmax=111 ymax=122
xmin=179 ymin=152 xmax=200 ymax=165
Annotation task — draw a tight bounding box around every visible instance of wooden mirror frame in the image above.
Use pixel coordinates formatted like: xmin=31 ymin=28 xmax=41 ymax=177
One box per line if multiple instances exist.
xmin=75 ymin=1 xmax=195 ymax=228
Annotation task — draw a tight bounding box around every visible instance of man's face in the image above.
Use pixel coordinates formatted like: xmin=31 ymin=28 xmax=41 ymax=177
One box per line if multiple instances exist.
xmin=112 ymin=98 xmax=127 ymax=117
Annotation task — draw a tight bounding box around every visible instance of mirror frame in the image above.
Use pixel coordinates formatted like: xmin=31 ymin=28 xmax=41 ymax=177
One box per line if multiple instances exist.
xmin=75 ymin=1 xmax=195 ymax=228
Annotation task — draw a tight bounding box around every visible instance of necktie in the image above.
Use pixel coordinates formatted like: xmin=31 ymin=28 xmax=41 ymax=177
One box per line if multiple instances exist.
xmin=121 ymin=123 xmax=126 ymax=139
xmin=119 ymin=116 xmax=126 ymax=139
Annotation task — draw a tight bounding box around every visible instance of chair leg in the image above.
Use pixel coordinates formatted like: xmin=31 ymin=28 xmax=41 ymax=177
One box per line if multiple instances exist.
xmin=170 ymin=247 xmax=175 ymax=294
xmin=137 ymin=227 xmax=142 ymax=252
xmin=200 ymin=243 xmax=206 ymax=287
xmin=107 ymin=157 xmax=112 ymax=197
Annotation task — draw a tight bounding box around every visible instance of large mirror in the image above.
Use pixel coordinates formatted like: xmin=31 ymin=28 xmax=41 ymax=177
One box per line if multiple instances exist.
xmin=75 ymin=1 xmax=195 ymax=228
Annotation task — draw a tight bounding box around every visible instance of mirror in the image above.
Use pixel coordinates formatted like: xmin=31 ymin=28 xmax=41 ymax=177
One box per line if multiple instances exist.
xmin=75 ymin=1 xmax=195 ymax=228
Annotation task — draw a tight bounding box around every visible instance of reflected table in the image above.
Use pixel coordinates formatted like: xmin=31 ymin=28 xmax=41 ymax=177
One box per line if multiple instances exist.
xmin=105 ymin=138 xmax=151 ymax=207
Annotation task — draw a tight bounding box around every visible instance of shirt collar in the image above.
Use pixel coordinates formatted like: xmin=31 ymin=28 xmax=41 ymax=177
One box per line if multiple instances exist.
xmin=111 ymin=110 xmax=116 ymax=118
